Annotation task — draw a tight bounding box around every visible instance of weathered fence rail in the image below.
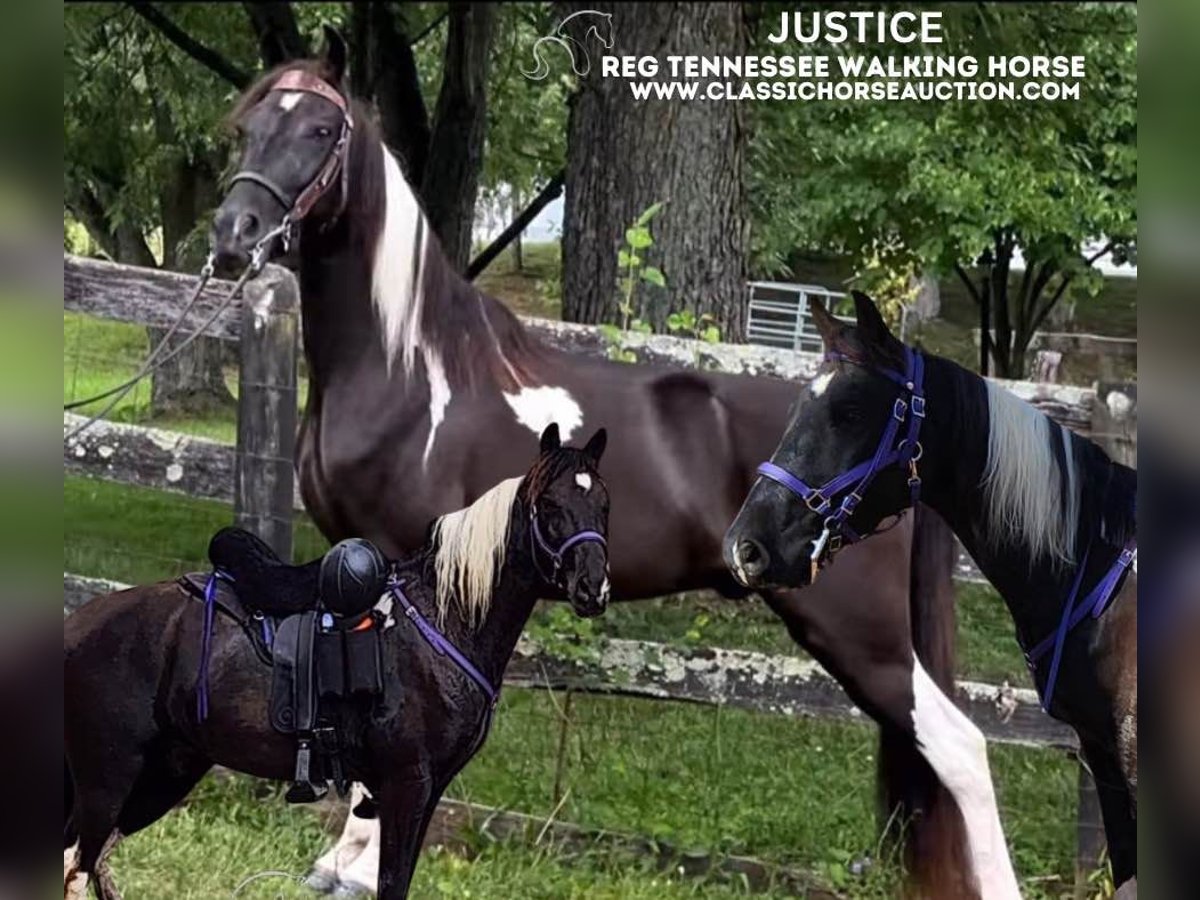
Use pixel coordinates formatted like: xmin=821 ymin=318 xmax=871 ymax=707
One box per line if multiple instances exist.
xmin=63 ymin=412 xmax=988 ymax=584
xmin=61 ymin=573 xmax=1073 ymax=749
xmin=65 ymin=254 xmax=1104 ymax=431
xmin=64 ymin=254 xmax=1126 ymax=886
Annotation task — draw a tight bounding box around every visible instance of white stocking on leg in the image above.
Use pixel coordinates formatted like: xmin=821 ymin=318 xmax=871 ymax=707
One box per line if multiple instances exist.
xmin=911 ymin=658 xmax=1022 ymax=899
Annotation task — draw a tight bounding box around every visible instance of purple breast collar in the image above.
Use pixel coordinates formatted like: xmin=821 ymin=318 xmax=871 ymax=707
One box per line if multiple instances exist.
xmin=1027 ymin=539 xmax=1136 ymax=712
xmin=389 ymin=577 xmax=497 ymax=707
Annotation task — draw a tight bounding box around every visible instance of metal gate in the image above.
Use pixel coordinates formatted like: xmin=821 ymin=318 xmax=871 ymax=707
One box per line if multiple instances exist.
xmin=745 ymin=281 xmax=849 ymax=353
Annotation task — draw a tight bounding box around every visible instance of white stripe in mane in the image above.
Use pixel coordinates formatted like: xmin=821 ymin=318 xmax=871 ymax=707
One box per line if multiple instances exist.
xmin=371 ymin=144 xmax=452 ymax=467
xmin=432 ymin=477 xmax=523 ymax=628
xmin=372 ymin=145 xmax=429 ymax=375
xmin=981 ymin=381 xmax=1079 ymax=564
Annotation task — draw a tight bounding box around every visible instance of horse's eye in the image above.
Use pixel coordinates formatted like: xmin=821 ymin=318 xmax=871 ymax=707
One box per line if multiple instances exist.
xmin=313 ymin=126 xmax=332 ymax=139
xmin=831 ymin=403 xmax=862 ymax=425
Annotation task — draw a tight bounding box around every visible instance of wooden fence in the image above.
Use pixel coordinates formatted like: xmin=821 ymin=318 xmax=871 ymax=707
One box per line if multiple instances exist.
xmin=63 ymin=254 xmax=1133 ymax=890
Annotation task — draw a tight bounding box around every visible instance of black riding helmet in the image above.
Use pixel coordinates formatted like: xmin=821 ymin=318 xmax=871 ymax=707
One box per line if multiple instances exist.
xmin=319 ymin=537 xmax=388 ymax=617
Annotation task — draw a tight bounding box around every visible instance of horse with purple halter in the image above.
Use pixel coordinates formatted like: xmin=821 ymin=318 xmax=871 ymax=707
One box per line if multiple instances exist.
xmin=204 ymin=33 xmax=973 ymax=896
xmin=727 ymin=292 xmax=1138 ymax=895
xmin=64 ymin=426 xmax=611 ymax=899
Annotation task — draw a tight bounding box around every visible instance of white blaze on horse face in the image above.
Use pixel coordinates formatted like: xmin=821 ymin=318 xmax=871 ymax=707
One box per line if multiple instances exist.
xmin=810 ymin=369 xmax=835 ymax=397
xmin=575 ymin=472 xmax=593 ymax=492
xmin=911 ymin=658 xmax=1021 ymax=900
xmin=277 ymin=91 xmax=304 ymax=111
xmin=503 ymin=386 xmax=583 ymax=442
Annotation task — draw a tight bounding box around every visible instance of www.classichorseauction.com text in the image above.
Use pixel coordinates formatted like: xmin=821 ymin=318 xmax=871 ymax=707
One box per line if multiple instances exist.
xmin=601 ymin=10 xmax=1087 ymax=102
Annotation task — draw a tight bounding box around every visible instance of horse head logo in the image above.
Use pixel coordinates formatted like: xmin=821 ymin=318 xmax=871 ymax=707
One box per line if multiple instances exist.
xmin=522 ymin=10 xmax=615 ymax=81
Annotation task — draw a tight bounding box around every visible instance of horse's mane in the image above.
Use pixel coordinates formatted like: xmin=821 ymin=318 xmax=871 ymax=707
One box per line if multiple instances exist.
xmin=427 ymin=447 xmax=599 ymax=630
xmin=431 ymin=478 xmax=523 ymax=629
xmin=933 ymin=356 xmax=1136 ymax=567
xmin=228 ymin=62 xmax=545 ymax=395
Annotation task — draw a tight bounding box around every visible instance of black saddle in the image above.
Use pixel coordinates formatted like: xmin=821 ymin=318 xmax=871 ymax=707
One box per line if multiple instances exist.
xmin=208 ymin=527 xmax=320 ymax=616
xmin=185 ymin=528 xmax=392 ymax=803
xmin=208 ymin=527 xmax=389 ymax=619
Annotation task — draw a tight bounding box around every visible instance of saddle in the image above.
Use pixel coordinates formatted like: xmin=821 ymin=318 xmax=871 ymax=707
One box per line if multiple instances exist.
xmin=181 ymin=527 xmax=392 ymax=803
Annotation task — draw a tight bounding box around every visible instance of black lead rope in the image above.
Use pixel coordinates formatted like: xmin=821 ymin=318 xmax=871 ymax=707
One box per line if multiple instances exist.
xmin=64 ymin=220 xmax=291 ymax=442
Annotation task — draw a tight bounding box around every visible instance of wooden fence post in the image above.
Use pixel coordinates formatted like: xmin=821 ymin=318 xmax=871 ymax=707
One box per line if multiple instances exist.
xmin=1090 ymin=381 xmax=1137 ymax=466
xmin=234 ymin=264 xmax=299 ymax=560
xmin=1075 ymin=762 xmax=1106 ymax=895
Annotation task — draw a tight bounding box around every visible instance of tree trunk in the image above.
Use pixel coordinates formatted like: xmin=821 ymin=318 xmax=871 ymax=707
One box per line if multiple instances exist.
xmin=979 ymin=275 xmax=991 ymax=377
xmin=560 ymin=2 xmax=748 ymax=337
xmin=350 ymin=2 xmax=433 ymax=185
xmin=511 ymin=190 xmax=523 ymax=272
xmin=148 ymin=110 xmax=234 ymax=417
xmin=420 ymin=3 xmax=495 ymax=271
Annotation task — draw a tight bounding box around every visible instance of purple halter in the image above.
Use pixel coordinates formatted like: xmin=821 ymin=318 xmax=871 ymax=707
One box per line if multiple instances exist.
xmin=756 ymin=345 xmax=926 ymax=572
xmin=529 ymin=509 xmax=607 ymax=585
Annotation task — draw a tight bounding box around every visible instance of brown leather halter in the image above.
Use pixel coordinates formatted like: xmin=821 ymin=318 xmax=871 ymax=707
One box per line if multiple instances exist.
xmin=229 ymin=69 xmax=355 ymax=241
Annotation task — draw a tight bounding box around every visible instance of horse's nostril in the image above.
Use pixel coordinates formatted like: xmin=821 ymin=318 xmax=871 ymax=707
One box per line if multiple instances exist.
xmin=235 ymin=212 xmax=260 ymax=241
xmin=735 ymin=538 xmax=769 ymax=575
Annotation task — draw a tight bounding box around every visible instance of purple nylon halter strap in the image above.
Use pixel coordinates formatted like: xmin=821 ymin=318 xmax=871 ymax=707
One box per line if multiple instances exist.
xmin=529 ymin=514 xmax=607 ymax=582
xmin=196 ymin=568 xmax=234 ymax=722
xmin=388 ymin=578 xmax=497 ymax=707
xmin=1027 ymin=539 xmax=1137 ymax=712
xmin=756 ymin=345 xmax=926 ymax=556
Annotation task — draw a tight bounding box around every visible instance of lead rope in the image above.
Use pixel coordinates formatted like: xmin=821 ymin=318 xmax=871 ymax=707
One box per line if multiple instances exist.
xmin=64 ymin=218 xmax=292 ymax=442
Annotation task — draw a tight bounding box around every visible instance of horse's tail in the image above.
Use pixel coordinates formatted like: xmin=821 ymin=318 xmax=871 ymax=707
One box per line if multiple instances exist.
xmin=878 ymin=504 xmax=976 ymax=898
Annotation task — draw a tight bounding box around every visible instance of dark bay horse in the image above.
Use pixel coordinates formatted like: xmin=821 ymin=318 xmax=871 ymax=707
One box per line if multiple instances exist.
xmin=727 ymin=293 xmax=1138 ymax=896
xmin=209 ymin=34 xmax=970 ymax=896
xmin=65 ymin=426 xmax=611 ymax=899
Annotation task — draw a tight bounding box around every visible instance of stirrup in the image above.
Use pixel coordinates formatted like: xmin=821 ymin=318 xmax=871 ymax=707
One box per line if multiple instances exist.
xmin=285 ymin=738 xmax=327 ymax=803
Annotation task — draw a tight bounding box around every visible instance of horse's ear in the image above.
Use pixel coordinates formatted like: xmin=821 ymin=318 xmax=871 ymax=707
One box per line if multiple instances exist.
xmin=582 ymin=428 xmax=607 ymax=464
xmin=850 ymin=291 xmax=895 ymax=349
xmin=320 ymin=24 xmax=348 ymax=85
xmin=539 ymin=423 xmax=561 ymax=454
xmin=807 ymin=298 xmax=842 ymax=348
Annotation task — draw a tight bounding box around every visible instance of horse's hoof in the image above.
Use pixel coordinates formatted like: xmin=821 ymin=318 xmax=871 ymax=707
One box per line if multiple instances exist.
xmin=304 ymin=868 xmax=338 ymax=893
xmin=331 ymin=882 xmax=372 ymax=898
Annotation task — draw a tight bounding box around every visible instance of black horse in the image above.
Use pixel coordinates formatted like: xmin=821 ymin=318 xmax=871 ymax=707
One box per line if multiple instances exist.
xmin=64 ymin=425 xmax=610 ymax=899
xmin=727 ymin=293 xmax=1138 ymax=896
xmin=210 ymin=31 xmax=970 ymax=896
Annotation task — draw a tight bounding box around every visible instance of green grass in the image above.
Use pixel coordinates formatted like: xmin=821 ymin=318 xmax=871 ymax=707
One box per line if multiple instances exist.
xmin=108 ymin=773 xmax=841 ymax=900
xmin=474 ymin=240 xmax=563 ymax=319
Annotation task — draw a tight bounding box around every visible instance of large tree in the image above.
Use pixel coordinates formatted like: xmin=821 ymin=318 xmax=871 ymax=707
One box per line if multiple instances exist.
xmin=65 ymin=4 xmax=247 ymax=414
xmin=558 ymin=2 xmax=749 ymax=338
xmin=748 ymin=2 xmax=1136 ymax=378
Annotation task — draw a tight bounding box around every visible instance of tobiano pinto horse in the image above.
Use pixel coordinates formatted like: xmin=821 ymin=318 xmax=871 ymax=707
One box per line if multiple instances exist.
xmin=726 ymin=293 xmax=1138 ymax=897
xmin=64 ymin=426 xmax=610 ymax=899
xmin=208 ymin=29 xmax=970 ymax=896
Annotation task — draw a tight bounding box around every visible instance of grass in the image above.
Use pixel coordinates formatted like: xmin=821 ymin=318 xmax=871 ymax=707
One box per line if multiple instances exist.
xmin=108 ymin=773 xmax=847 ymax=900
xmin=474 ymin=240 xmax=563 ymax=319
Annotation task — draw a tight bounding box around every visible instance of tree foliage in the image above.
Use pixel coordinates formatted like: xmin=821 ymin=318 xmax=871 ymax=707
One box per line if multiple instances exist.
xmin=748 ymin=2 xmax=1136 ymax=376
